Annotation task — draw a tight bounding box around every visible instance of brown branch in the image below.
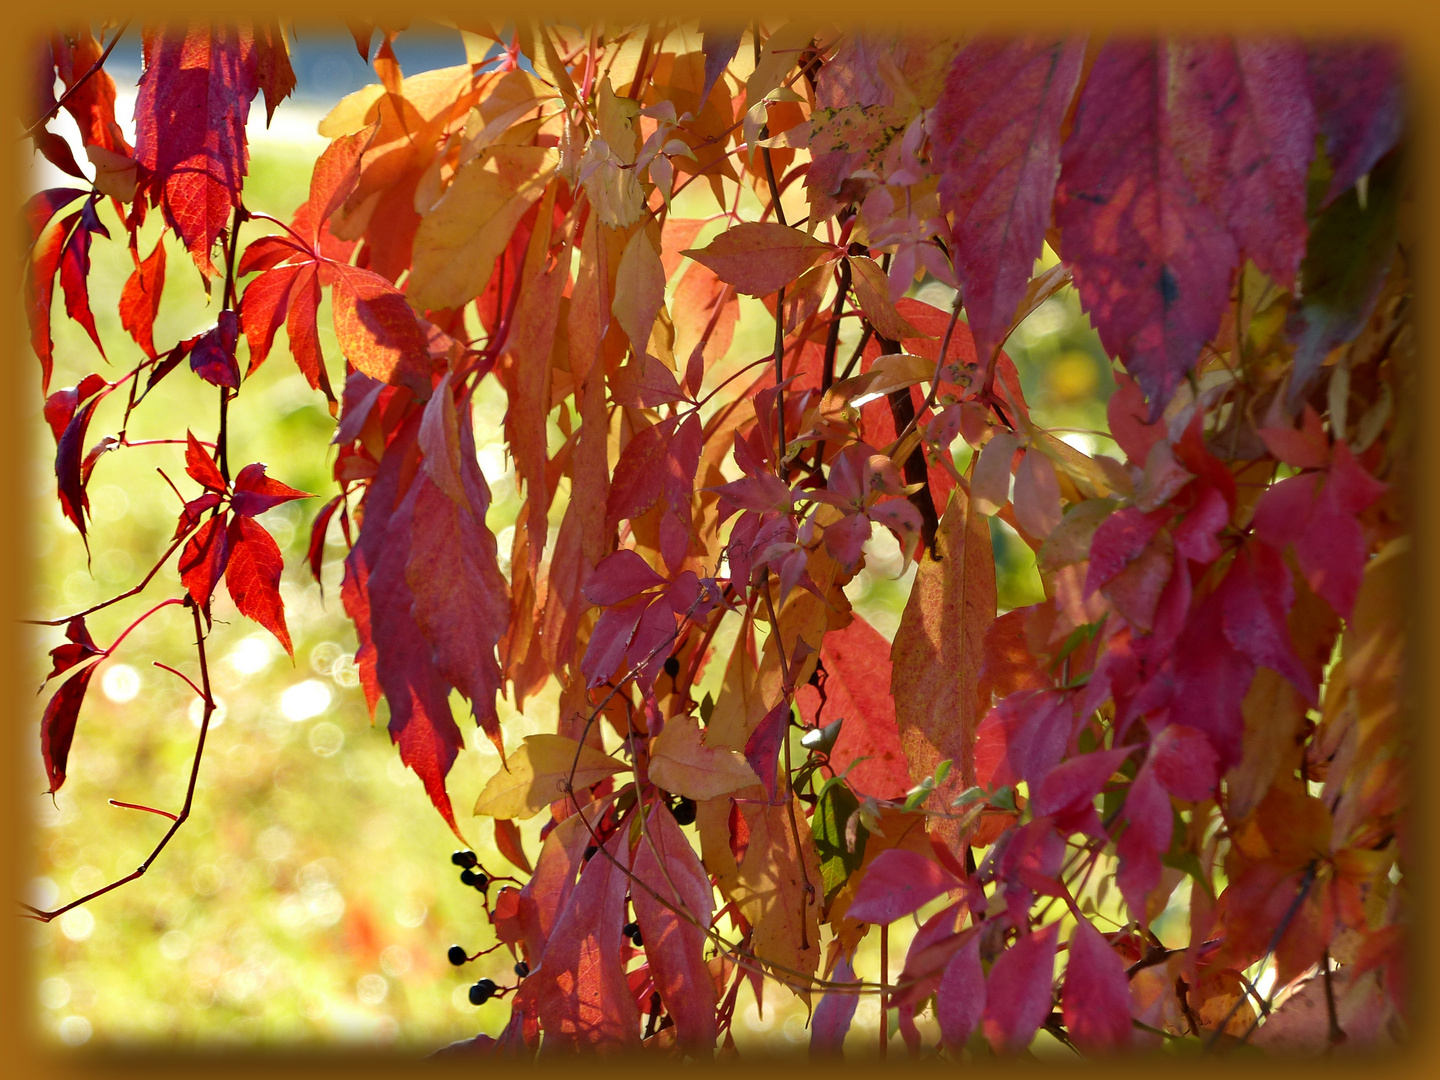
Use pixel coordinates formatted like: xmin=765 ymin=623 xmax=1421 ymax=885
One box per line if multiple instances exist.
xmin=20 ymin=599 xmax=216 ymax=923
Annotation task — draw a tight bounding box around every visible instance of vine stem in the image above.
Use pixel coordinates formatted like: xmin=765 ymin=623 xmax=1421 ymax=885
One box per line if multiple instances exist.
xmin=20 ymin=600 xmax=216 ymax=923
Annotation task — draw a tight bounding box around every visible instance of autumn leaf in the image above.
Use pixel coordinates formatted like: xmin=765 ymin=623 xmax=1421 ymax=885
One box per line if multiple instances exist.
xmin=40 ymin=662 xmax=99 ymax=795
xmin=631 ymin=802 xmax=718 ymax=1052
xmin=1056 ymin=40 xmax=1239 ymax=415
xmin=648 ymin=715 xmax=760 ymax=802
xmin=530 ymin=828 xmax=642 ymax=1054
xmin=473 ymin=735 xmax=627 ymax=820
xmin=134 ymin=24 xmax=261 ymax=275
xmin=1061 ymin=920 xmax=1134 ymax=1052
xmin=891 ymin=485 xmax=996 ymax=847
xmin=933 ymin=36 xmax=1086 ymax=369
xmin=982 ymin=921 xmax=1058 ymax=1052
xmin=406 ymin=145 xmax=558 ymax=310
xmin=329 ymin=264 xmax=432 ymax=394
xmin=683 ymin=222 xmax=837 ymax=297
xmin=846 ymin=849 xmax=959 ymax=925
xmin=224 ymin=515 xmax=292 ymax=654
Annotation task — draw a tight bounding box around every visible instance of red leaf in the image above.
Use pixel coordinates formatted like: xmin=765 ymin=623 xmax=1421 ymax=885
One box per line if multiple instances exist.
xmin=224 ymin=515 xmax=292 ymax=654
xmin=51 ymin=29 xmax=131 ymax=155
xmin=357 ymin=419 xmax=469 ymax=837
xmin=933 ymin=36 xmax=1086 ymax=369
xmin=1309 ymin=42 xmax=1403 ymax=207
xmin=251 ymin=21 xmax=297 ymax=124
xmin=33 ymin=129 xmax=86 ymax=178
xmin=405 ymin=464 xmax=510 ymax=749
xmin=514 ymin=813 xmax=592 ymax=959
xmin=1106 ymin=371 xmax=1166 ymax=466
xmin=1218 ymin=543 xmax=1313 ymax=702
xmin=794 ymin=614 xmax=912 ymax=800
xmin=531 ymin=829 xmax=642 ymax=1054
xmin=1252 ymin=444 xmax=1385 ymax=618
xmin=299 ymin=129 xmax=371 ymax=246
xmin=974 ymin=689 xmax=1076 ymax=791
xmin=286 ymin=264 xmax=328 ymax=391
xmin=1061 ymin=920 xmax=1134 ymax=1052
xmin=189 ymin=310 xmax=241 ymax=389
xmin=809 ymin=954 xmax=860 ymax=1058
xmin=59 ymin=197 xmax=109 ymax=358
xmin=936 ymin=933 xmax=986 ymax=1051
xmin=55 ymin=395 xmax=103 ymax=540
xmin=741 ymin=701 xmax=789 ymax=803
xmin=238 ymin=263 xmax=301 ymax=374
xmin=119 ymin=236 xmax=166 ymax=360
xmin=184 ymin=430 xmax=228 ymax=493
xmin=1030 ymin=747 xmax=1132 ymax=834
xmin=583 ymin=549 xmax=668 ymax=607
xmin=330 ymin=264 xmax=432 ymax=394
xmin=134 ymin=24 xmax=259 ymax=275
xmin=1056 ymin=40 xmax=1239 ymax=415
xmin=1168 ymin=40 xmax=1314 ymax=286
xmin=26 ymin=209 xmax=79 ymax=393
xmin=24 ymin=188 xmax=88 ymax=249
xmin=1083 ymin=505 xmax=1167 ymax=598
xmin=1147 ymin=723 xmax=1220 ymax=803
xmin=180 ymin=512 xmax=232 ymax=608
xmin=41 ymin=663 xmax=99 ymax=795
xmin=658 ymin=413 xmax=703 ymax=573
xmin=306 ymin=493 xmax=345 ymax=585
xmin=231 ymin=462 xmax=311 ymax=517
xmin=847 ymin=849 xmax=960 ymax=925
xmin=45 ymin=617 xmax=102 ymax=683
xmin=494 ymin=817 xmax=533 ymax=875
xmin=631 ymin=803 xmax=718 ymax=1053
xmin=1167 ymin=593 xmax=1254 ymax=773
xmin=174 ymin=492 xmax=222 ymax=540
xmin=982 ymin=921 xmax=1059 ymax=1053
xmin=605 ymin=416 xmax=677 ymax=532
xmin=682 ymin=222 xmax=837 ymax=296
xmin=581 ymin=596 xmax=648 ymax=689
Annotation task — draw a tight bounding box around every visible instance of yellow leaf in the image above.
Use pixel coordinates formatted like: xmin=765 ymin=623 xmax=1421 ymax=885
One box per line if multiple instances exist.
xmin=855 ymin=352 xmax=932 ymax=401
xmin=613 ymin=225 xmax=666 ymax=360
xmin=407 ymin=146 xmax=558 ymax=310
xmin=848 ymin=255 xmax=922 ymax=341
xmin=648 ymin=715 xmax=760 ymax=802
xmin=473 ymin=734 xmax=626 ymax=820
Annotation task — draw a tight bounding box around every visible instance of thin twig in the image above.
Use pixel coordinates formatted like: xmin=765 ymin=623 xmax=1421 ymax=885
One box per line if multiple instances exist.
xmin=20 ymin=600 xmax=216 ymax=922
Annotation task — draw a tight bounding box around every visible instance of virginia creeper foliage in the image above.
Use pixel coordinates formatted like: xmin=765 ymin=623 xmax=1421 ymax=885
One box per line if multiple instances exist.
xmin=24 ymin=20 xmax=1410 ymax=1058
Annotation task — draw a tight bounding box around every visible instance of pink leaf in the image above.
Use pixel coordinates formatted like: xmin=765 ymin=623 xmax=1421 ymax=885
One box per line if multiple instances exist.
xmin=936 ymin=932 xmax=986 ymax=1051
xmin=1061 ymin=920 xmax=1134 ymax=1052
xmin=583 ymin=549 xmax=668 ymax=607
xmin=847 ymin=849 xmax=960 ymax=925
xmin=933 ymin=37 xmax=1086 ymax=369
xmin=631 ymin=803 xmax=718 ymax=1053
xmin=809 ymin=954 xmax=860 ymax=1058
xmin=1056 ymin=40 xmax=1239 ymax=414
xmin=982 ymin=921 xmax=1059 ymax=1053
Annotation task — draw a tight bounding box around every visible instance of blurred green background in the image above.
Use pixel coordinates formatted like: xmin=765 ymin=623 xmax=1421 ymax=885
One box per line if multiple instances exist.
xmin=23 ymin=68 xmax=1118 ymax=1055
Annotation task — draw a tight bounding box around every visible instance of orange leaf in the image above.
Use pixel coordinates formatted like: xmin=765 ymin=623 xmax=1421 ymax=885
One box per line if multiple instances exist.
xmin=683 ymin=222 xmax=837 ymax=296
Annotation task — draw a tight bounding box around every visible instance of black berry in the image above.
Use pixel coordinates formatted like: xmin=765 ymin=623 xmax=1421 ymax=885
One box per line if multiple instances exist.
xmin=459 ymin=868 xmax=479 ymax=887
xmin=447 ymin=945 xmax=468 ymax=966
xmin=583 ymin=845 xmax=597 ymax=862
xmin=514 ymin=961 xmax=530 ymax=978
xmin=672 ymin=796 xmax=696 ymax=826
xmin=663 ymin=655 xmax=681 ymax=678
xmin=472 ymin=872 xmax=489 ymax=892
xmin=623 ymin=921 xmax=642 ymax=946
xmin=451 ymin=850 xmax=479 ymax=869
xmin=468 ymin=978 xmax=497 ymax=1006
